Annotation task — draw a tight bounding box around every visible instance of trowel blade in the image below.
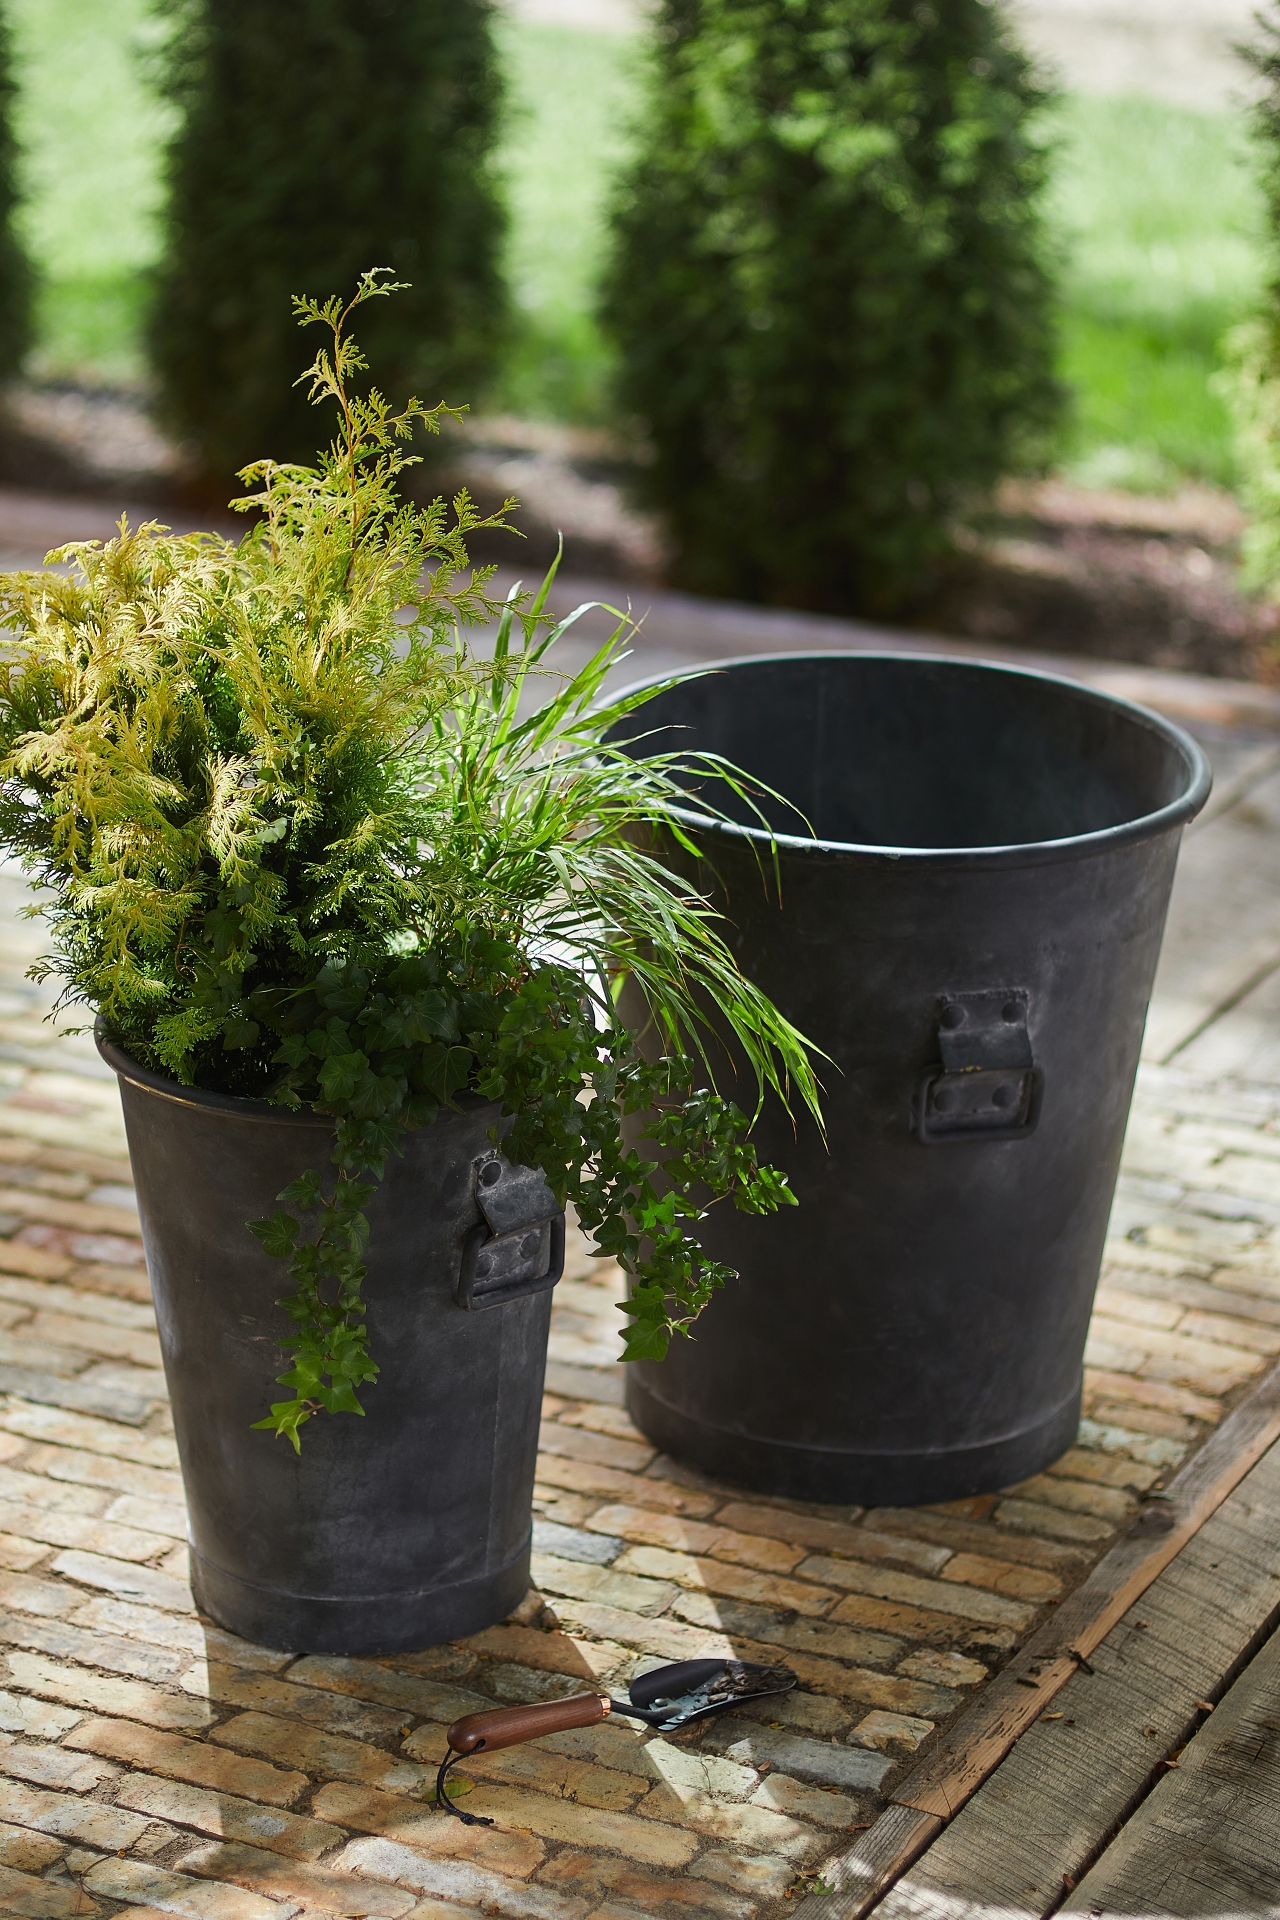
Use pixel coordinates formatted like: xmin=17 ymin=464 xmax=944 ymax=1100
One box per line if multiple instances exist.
xmin=614 ymin=1657 xmax=798 ymax=1731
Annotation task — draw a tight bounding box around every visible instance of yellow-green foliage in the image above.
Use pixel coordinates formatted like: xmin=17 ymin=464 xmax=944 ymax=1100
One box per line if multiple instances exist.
xmin=0 ymin=276 xmax=819 ymax=1445
xmin=0 ymin=355 xmax=500 ymax=1086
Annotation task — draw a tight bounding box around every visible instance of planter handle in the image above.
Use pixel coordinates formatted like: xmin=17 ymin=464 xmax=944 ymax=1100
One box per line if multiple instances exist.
xmin=913 ymin=989 xmax=1043 ymax=1145
xmin=456 ymin=1152 xmax=566 ymax=1310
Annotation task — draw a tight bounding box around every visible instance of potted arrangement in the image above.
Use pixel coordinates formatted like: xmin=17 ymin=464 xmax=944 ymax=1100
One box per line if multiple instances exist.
xmin=0 ymin=274 xmax=818 ymax=1653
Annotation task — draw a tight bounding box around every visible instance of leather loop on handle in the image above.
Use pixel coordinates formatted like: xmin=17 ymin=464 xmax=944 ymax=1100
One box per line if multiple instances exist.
xmin=447 ymin=1693 xmax=609 ymax=1755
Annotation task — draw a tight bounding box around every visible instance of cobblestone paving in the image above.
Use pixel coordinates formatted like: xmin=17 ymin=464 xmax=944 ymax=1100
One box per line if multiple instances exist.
xmin=0 ymin=866 xmax=1274 ymax=1920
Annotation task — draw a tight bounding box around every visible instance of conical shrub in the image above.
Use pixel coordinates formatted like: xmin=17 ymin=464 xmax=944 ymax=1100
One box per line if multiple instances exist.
xmin=0 ymin=2 xmax=32 ymax=381
xmin=149 ymin=0 xmax=508 ymax=484
xmin=1224 ymin=8 xmax=1280 ymax=603
xmin=601 ymin=0 xmax=1063 ymax=613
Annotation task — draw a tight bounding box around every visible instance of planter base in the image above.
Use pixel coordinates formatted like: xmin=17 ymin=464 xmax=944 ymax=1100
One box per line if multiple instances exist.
xmin=626 ymin=1372 xmax=1082 ymax=1506
xmin=190 ymin=1536 xmax=533 ymax=1656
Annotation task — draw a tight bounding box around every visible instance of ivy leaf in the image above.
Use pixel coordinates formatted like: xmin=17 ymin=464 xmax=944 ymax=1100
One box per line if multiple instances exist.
xmin=322 ymin=985 xmax=370 ymax=1018
xmin=734 ymin=1165 xmax=798 ymax=1212
xmin=372 ymin=990 xmax=457 ymax=1047
xmin=387 ymin=955 xmax=440 ymax=993
xmin=248 ymin=1210 xmax=300 ymax=1258
xmin=415 ymin=1042 xmax=473 ymax=1102
xmin=272 ymin=1034 xmax=311 ymax=1068
xmin=251 ymin=1398 xmax=314 ymax=1452
xmin=319 ymin=1050 xmax=372 ymax=1104
xmin=342 ymin=1211 xmax=371 ymax=1256
xmin=277 ymin=1170 xmax=324 ymax=1211
xmin=346 ymin=1068 xmax=402 ymax=1121
xmin=408 ymin=989 xmax=458 ymax=1040
xmin=617 ymin=1284 xmax=673 ymax=1362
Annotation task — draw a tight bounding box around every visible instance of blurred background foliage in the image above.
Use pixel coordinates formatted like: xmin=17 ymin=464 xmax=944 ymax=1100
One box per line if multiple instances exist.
xmin=598 ymin=0 xmax=1063 ymax=613
xmin=146 ymin=0 xmax=508 ymax=482
xmin=1 ymin=0 xmax=1270 ymax=494
xmin=9 ymin=0 xmax=165 ymax=386
xmin=0 ymin=2 xmax=30 ymax=381
xmin=1047 ymin=92 xmax=1264 ymax=492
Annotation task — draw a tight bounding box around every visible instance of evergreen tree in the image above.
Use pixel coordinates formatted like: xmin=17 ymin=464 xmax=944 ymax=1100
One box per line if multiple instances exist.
xmin=149 ymin=0 xmax=508 ymax=483
xmin=0 ymin=1 xmax=32 ymax=381
xmin=1224 ymin=9 xmax=1280 ymax=601
xmin=601 ymin=0 xmax=1062 ymax=613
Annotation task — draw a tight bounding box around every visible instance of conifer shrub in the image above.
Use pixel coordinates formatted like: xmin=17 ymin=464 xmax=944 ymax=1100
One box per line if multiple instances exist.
xmin=0 ymin=276 xmax=818 ymax=1448
xmin=148 ymin=0 xmax=508 ymax=484
xmin=600 ymin=0 xmax=1062 ymax=613
xmin=1225 ymin=8 xmax=1280 ymax=602
xmin=0 ymin=2 xmax=32 ymax=380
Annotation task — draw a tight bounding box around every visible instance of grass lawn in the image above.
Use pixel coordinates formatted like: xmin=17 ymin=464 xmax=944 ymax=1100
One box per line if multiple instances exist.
xmin=495 ymin=17 xmax=638 ymax=424
xmin=1045 ymin=92 xmax=1265 ymax=490
xmin=5 ymin=1 xmax=1269 ymax=491
xmin=9 ymin=0 xmax=171 ymax=384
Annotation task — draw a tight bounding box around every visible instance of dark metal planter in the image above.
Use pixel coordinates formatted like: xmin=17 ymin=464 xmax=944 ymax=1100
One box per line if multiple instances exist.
xmin=99 ymin=1039 xmax=564 ymax=1653
xmin=611 ymin=652 xmax=1211 ymax=1506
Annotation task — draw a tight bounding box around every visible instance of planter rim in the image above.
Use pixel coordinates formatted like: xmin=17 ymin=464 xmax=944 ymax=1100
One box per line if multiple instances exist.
xmin=96 ymin=1026 xmax=492 ymax=1127
xmin=610 ymin=650 xmax=1212 ymax=870
xmin=97 ymin=1028 xmax=334 ymax=1124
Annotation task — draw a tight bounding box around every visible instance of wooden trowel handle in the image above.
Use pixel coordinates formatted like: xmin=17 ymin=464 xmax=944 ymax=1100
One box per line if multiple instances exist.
xmin=447 ymin=1693 xmax=609 ymax=1755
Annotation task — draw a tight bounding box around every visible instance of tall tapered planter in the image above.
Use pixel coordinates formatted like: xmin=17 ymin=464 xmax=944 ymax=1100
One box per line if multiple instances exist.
xmin=101 ymin=1040 xmax=564 ymax=1653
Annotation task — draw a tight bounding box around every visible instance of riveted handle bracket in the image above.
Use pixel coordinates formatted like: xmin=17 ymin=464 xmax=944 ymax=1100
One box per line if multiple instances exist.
xmin=913 ymin=989 xmax=1042 ymax=1145
xmin=456 ymin=1153 xmax=566 ymax=1310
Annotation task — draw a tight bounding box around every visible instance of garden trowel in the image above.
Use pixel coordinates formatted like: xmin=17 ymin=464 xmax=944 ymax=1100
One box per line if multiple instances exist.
xmin=436 ymin=1657 xmax=798 ymax=1823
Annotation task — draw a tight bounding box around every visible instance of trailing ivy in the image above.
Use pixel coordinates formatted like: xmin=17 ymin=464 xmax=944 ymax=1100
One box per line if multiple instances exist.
xmin=0 ymin=274 xmax=819 ymax=1448
xmin=245 ymin=942 xmax=795 ymax=1447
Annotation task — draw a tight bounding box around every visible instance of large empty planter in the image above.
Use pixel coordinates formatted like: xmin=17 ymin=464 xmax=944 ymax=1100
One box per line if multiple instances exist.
xmin=613 ymin=652 xmax=1210 ymax=1504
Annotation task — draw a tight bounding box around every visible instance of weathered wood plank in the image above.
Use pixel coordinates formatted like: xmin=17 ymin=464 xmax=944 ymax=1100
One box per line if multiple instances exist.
xmin=893 ymin=1354 xmax=1280 ymax=1821
xmin=804 ymin=1358 xmax=1280 ymax=1918
xmin=1063 ymin=1622 xmax=1280 ymax=1912
xmin=811 ymin=1805 xmax=941 ymax=1920
xmin=866 ymin=1447 xmax=1280 ymax=1917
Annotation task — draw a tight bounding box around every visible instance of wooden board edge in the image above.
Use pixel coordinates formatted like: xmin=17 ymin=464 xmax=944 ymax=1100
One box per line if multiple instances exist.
xmin=898 ymin=1353 xmax=1280 ymax=1808
xmin=814 ymin=1806 xmax=943 ymax=1919
xmin=801 ymin=1354 xmax=1280 ymax=1909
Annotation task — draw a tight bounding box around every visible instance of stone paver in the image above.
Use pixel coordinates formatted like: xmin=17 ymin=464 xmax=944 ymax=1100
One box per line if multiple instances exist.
xmin=0 ymin=699 xmax=1273 ymax=1913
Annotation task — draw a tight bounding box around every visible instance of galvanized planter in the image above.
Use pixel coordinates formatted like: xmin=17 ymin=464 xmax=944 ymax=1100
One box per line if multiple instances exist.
xmin=611 ymin=652 xmax=1211 ymax=1505
xmin=99 ymin=1039 xmax=564 ymax=1653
